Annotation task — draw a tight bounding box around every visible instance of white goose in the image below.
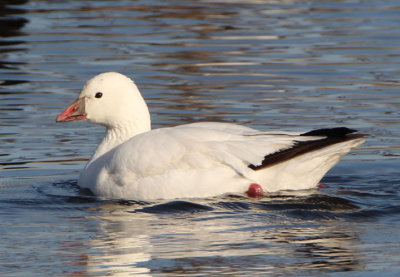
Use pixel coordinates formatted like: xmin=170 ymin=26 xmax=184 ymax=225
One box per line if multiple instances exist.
xmin=56 ymin=72 xmax=365 ymax=200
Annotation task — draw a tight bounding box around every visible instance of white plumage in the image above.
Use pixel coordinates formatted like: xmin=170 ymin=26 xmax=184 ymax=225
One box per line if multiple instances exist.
xmin=56 ymin=72 xmax=365 ymax=200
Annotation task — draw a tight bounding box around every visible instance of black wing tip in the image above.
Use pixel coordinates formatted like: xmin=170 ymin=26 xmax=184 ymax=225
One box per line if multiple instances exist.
xmin=249 ymin=127 xmax=367 ymax=171
xmin=300 ymin=127 xmax=358 ymax=138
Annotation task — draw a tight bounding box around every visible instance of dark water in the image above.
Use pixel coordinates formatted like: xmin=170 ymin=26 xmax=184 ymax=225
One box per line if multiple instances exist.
xmin=1 ymin=0 xmax=400 ymax=276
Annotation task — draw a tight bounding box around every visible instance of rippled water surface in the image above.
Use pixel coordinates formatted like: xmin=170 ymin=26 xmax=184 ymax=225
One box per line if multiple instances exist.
xmin=1 ymin=0 xmax=400 ymax=276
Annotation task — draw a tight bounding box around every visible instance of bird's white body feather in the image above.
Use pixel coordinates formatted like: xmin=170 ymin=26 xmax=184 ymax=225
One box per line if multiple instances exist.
xmin=57 ymin=72 xmax=365 ymax=200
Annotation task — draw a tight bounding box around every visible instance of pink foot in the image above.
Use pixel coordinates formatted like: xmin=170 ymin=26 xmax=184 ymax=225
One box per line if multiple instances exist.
xmin=318 ymin=183 xmax=327 ymax=189
xmin=246 ymin=183 xmax=264 ymax=198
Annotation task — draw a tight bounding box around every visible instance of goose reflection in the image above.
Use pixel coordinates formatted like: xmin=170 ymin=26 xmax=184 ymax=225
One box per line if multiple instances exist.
xmin=83 ymin=204 xmax=153 ymax=276
xmin=78 ymin=195 xmax=363 ymax=275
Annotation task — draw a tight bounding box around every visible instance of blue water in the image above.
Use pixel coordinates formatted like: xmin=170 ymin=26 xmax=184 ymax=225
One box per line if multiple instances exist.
xmin=1 ymin=0 xmax=400 ymax=276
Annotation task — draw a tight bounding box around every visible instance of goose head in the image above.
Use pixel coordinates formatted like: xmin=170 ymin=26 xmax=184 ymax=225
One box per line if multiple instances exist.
xmin=56 ymin=72 xmax=151 ymax=133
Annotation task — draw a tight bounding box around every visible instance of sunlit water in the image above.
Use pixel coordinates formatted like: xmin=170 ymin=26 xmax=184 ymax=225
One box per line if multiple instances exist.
xmin=1 ymin=0 xmax=400 ymax=276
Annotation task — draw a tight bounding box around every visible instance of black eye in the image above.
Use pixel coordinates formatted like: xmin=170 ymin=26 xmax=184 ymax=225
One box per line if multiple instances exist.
xmin=95 ymin=92 xmax=103 ymax=98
